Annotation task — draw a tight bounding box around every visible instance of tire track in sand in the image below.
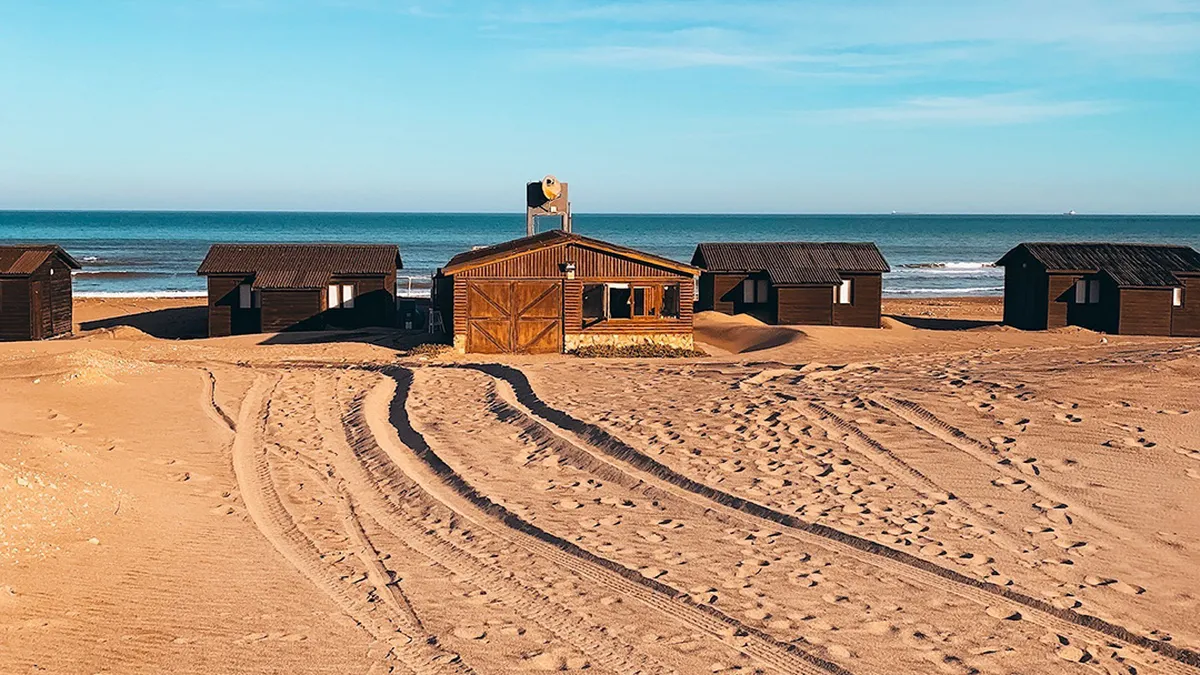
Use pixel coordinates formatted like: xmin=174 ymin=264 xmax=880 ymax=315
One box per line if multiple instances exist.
xmin=230 ymin=373 xmax=474 ymax=675
xmin=870 ymin=393 xmax=1140 ymax=545
xmin=374 ymin=367 xmax=851 ymax=675
xmin=468 ymin=363 xmax=1200 ymax=674
xmin=314 ymin=374 xmax=683 ymax=675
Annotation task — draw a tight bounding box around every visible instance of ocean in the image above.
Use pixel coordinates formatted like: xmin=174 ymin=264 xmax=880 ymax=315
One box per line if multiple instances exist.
xmin=3 ymin=211 xmax=1199 ymax=298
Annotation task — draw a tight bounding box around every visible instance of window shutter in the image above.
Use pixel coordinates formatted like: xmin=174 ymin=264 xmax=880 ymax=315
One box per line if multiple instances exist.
xmin=239 ymin=284 xmax=252 ymax=309
xmin=342 ymin=284 xmax=355 ymax=309
xmin=1088 ymin=280 xmax=1100 ymax=304
xmin=1074 ymin=280 xmax=1087 ymax=304
xmin=756 ymin=280 xmax=768 ymax=304
xmin=742 ymin=280 xmax=755 ymax=304
xmin=328 ymin=285 xmax=340 ymax=309
xmin=1174 ymin=287 xmax=1183 ymax=307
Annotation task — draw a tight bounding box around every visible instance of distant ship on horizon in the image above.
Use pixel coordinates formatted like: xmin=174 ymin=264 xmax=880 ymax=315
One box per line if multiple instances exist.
xmin=1064 ymin=210 xmax=1078 ymax=216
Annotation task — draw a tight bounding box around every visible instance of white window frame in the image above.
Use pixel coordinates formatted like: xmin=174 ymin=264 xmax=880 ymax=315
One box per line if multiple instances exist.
xmin=836 ymin=279 xmax=853 ymax=305
xmin=1174 ymin=287 xmax=1184 ymax=307
xmin=327 ymin=284 xmax=341 ymax=309
xmin=341 ymin=284 xmax=355 ymax=309
xmin=605 ymin=283 xmax=630 ymax=319
xmin=239 ymin=284 xmax=253 ymax=309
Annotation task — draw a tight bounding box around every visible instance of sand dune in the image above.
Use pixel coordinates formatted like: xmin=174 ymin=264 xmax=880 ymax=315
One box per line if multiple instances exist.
xmin=2 ymin=296 xmax=1199 ymax=674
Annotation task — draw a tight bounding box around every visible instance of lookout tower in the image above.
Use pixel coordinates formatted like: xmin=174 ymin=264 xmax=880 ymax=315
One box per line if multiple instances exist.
xmin=526 ymin=175 xmax=571 ymax=236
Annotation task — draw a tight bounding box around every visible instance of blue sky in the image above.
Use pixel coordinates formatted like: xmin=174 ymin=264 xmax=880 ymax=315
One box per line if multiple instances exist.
xmin=1 ymin=1 xmax=1198 ymax=213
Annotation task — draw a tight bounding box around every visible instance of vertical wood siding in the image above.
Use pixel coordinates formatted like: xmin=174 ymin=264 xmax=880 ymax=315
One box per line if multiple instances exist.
xmin=457 ymin=243 xmax=686 ymax=278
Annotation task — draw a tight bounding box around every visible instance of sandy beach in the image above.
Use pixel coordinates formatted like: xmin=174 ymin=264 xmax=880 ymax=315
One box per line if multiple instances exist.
xmin=3 ymin=295 xmax=1199 ymax=674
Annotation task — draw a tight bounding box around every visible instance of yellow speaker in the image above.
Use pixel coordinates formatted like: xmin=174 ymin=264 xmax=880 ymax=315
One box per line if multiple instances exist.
xmin=541 ymin=175 xmax=562 ymax=201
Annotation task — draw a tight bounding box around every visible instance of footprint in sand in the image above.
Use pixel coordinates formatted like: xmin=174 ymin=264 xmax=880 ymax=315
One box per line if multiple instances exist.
xmin=1103 ymin=437 xmax=1157 ymax=449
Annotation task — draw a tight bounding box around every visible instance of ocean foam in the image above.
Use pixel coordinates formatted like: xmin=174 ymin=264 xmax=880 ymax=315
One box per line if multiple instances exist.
xmin=76 ymin=291 xmax=208 ymax=298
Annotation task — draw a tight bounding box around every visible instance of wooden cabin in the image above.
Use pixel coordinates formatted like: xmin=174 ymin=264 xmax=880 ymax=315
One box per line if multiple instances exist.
xmin=0 ymin=245 xmax=81 ymax=341
xmin=997 ymin=242 xmax=1200 ymax=336
xmin=197 ymin=244 xmax=402 ymax=337
xmin=433 ymin=229 xmax=698 ymax=354
xmin=691 ymin=242 xmax=890 ymax=327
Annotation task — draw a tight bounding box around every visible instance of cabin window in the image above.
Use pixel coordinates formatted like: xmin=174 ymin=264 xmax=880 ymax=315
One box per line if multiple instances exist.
xmin=582 ymin=284 xmax=605 ymax=321
xmin=632 ymin=287 xmax=650 ymax=317
xmin=836 ymin=279 xmax=853 ymax=305
xmin=662 ymin=284 xmax=681 ymax=319
xmin=1174 ymin=287 xmax=1184 ymax=307
xmin=328 ymin=284 xmax=355 ymax=309
xmin=1074 ymin=279 xmax=1101 ymax=304
xmin=608 ymin=283 xmax=632 ymax=319
xmin=238 ymin=284 xmax=253 ymax=309
xmin=742 ymin=278 xmax=769 ymax=304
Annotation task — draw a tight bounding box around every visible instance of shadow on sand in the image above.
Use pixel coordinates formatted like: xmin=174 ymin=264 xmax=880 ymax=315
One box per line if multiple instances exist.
xmin=886 ymin=315 xmax=1001 ymax=331
xmin=258 ymin=328 xmax=444 ymax=350
xmin=80 ymin=306 xmax=209 ymax=339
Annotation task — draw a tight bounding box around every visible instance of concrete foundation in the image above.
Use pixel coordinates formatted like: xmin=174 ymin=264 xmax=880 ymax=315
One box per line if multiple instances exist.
xmin=564 ymin=332 xmax=694 ymax=352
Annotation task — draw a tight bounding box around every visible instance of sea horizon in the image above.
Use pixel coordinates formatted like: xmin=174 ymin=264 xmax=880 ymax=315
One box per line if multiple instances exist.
xmin=5 ymin=210 xmax=1200 ymax=299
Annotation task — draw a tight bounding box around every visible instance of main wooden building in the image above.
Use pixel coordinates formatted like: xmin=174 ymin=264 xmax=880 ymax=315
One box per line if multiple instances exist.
xmin=197 ymin=244 xmax=402 ymax=336
xmin=434 ymin=229 xmax=697 ymax=354
xmin=0 ymin=245 xmax=81 ymax=341
xmin=997 ymin=242 xmax=1200 ymax=336
xmin=691 ymin=242 xmax=890 ymax=327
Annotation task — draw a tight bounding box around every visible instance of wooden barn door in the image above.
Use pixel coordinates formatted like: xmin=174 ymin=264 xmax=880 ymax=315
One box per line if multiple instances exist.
xmin=466 ymin=280 xmax=562 ymax=354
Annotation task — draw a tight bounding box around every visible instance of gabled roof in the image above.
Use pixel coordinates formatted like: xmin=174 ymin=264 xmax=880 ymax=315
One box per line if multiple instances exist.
xmin=197 ymin=244 xmax=402 ymax=288
xmin=691 ymin=242 xmax=890 ymax=286
xmin=0 ymin=245 xmax=82 ymax=277
xmin=440 ymin=229 xmax=697 ymax=276
xmin=997 ymin=242 xmax=1200 ymax=287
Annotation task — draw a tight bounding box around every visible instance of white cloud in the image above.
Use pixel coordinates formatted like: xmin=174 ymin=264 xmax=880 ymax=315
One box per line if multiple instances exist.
xmin=802 ymin=93 xmax=1119 ymax=126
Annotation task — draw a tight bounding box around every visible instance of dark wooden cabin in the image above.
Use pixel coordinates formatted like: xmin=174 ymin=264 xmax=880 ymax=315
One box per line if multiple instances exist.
xmin=0 ymin=245 xmax=81 ymax=341
xmin=997 ymin=242 xmax=1200 ymax=336
xmin=691 ymin=242 xmax=890 ymax=327
xmin=197 ymin=244 xmax=402 ymax=337
xmin=434 ymin=229 xmax=698 ymax=354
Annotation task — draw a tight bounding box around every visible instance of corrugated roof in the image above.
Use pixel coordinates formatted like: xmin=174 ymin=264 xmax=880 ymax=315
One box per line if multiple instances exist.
xmin=0 ymin=245 xmax=82 ymax=276
xmin=691 ymin=242 xmax=890 ymax=286
xmin=253 ymin=269 xmax=332 ymax=290
xmin=997 ymin=242 xmax=1200 ymax=287
xmin=197 ymin=244 xmax=402 ymax=289
xmin=440 ymin=230 xmax=697 ymax=276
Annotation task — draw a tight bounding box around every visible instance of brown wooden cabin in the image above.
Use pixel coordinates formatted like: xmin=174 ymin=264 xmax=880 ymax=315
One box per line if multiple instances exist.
xmin=0 ymin=245 xmax=81 ymax=341
xmin=197 ymin=244 xmax=402 ymax=337
xmin=433 ymin=229 xmax=698 ymax=354
xmin=997 ymin=242 xmax=1200 ymax=336
xmin=691 ymin=242 xmax=890 ymax=327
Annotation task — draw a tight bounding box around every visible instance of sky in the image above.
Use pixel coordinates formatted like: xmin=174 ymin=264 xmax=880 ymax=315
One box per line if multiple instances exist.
xmin=1 ymin=0 xmax=1199 ymax=214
